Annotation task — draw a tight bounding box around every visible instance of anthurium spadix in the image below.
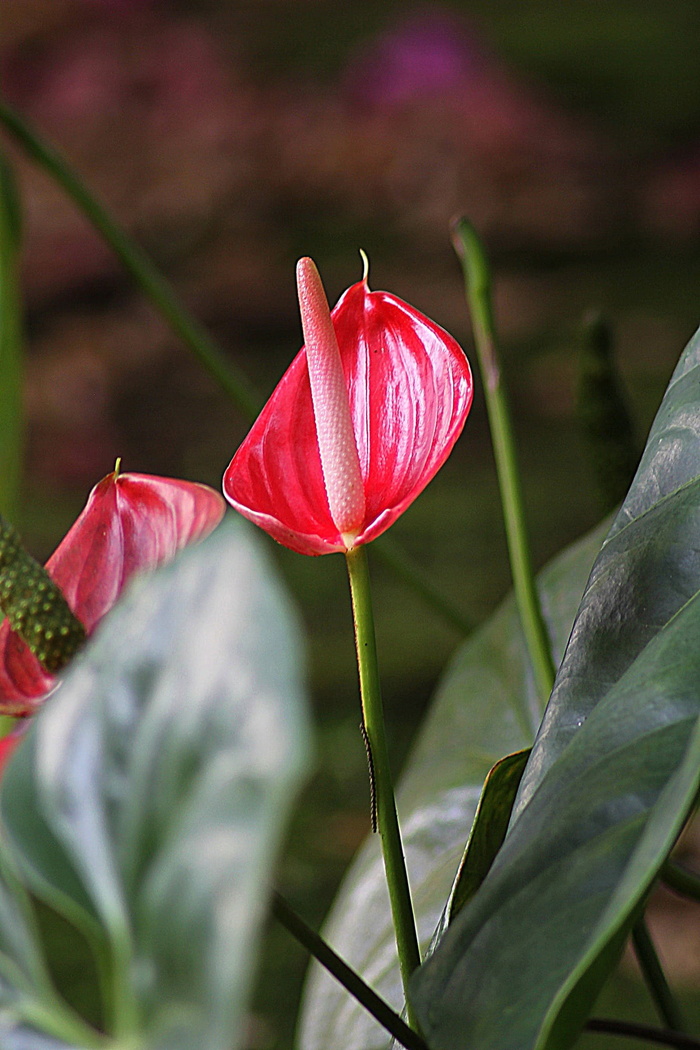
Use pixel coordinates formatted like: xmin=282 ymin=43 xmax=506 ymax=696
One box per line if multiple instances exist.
xmin=0 ymin=470 xmax=225 ymax=714
xmin=224 ymin=257 xmax=473 ymax=554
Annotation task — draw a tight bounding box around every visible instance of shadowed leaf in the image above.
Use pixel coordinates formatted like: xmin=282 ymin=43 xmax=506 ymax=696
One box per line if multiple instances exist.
xmin=2 ymin=515 xmax=309 ymax=1050
xmin=412 ymin=324 xmax=700 ymax=1050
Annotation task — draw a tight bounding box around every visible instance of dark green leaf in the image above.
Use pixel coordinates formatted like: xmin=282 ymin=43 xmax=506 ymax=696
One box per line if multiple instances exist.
xmin=300 ymin=522 xmax=608 ymax=1050
xmin=412 ymin=325 xmax=700 ymax=1050
xmin=448 ymin=749 xmax=530 ymax=922
xmin=425 ymin=749 xmax=530 ymax=965
xmin=2 ymin=515 xmax=310 ymax=1050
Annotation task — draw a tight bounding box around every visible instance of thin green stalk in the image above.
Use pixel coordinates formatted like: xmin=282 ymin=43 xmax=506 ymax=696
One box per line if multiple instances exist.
xmin=271 ymin=891 xmax=426 ymax=1050
xmin=16 ymin=996 xmax=106 ymax=1049
xmin=662 ymin=859 xmax=700 ymax=901
xmin=106 ymin=926 xmax=141 ymax=1041
xmin=0 ymin=101 xmax=260 ymax=422
xmin=0 ymin=846 xmax=106 ymax=1047
xmin=586 ymin=1018 xmax=700 ymax=1050
xmin=345 ymin=545 xmax=421 ymax=1019
xmin=452 ymin=218 xmax=556 ymax=699
xmin=454 ymin=220 xmax=682 ymax=1035
xmin=632 ymin=918 xmax=685 ymax=1032
xmin=0 ymin=150 xmax=24 ymax=523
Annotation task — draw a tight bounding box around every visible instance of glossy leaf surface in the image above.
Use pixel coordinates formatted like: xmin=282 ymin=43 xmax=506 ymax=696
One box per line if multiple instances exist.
xmin=299 ymin=522 xmax=607 ymax=1050
xmin=412 ymin=325 xmax=700 ymax=1050
xmin=224 ymin=277 xmax=473 ymax=554
xmin=423 ymin=749 xmax=531 ymax=975
xmin=447 ymin=749 xmax=530 ymax=923
xmin=1 ymin=515 xmax=309 ymax=1050
xmin=0 ymin=471 xmax=224 ymax=713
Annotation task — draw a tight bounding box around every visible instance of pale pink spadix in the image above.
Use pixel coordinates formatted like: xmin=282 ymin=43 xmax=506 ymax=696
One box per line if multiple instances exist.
xmin=296 ymin=257 xmax=366 ymax=548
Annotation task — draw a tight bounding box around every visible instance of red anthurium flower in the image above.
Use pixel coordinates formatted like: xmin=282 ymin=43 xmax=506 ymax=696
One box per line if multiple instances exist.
xmin=224 ymin=257 xmax=473 ymax=555
xmin=0 ymin=471 xmax=225 ymax=715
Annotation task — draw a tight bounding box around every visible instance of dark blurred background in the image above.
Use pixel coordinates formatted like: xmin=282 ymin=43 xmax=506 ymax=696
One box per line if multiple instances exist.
xmin=3 ymin=1 xmax=700 ymax=1046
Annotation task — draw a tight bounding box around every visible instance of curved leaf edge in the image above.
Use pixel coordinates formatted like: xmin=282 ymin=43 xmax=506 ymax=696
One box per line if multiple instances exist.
xmin=537 ymin=709 xmax=700 ymax=1050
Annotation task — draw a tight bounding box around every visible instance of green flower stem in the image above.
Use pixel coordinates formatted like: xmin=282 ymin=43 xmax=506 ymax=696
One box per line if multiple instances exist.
xmin=0 ymin=151 xmax=23 ymax=524
xmin=372 ymin=534 xmax=473 ymax=636
xmin=345 ymin=545 xmax=421 ymax=1016
xmin=454 ymin=214 xmax=683 ymax=1050
xmin=0 ymin=848 xmax=106 ymax=1048
xmin=452 ymin=218 xmax=556 ymax=699
xmin=662 ymin=859 xmax=700 ymax=901
xmin=17 ymin=997 xmax=106 ymax=1049
xmin=586 ymin=1018 xmax=700 ymax=1050
xmin=0 ymin=101 xmax=260 ymax=422
xmin=632 ymin=918 xmax=685 ymax=1032
xmin=107 ymin=927 xmax=141 ymax=1041
xmin=271 ymin=891 xmax=427 ymax=1050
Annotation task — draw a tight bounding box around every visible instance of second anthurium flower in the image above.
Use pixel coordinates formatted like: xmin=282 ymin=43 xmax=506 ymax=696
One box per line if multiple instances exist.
xmin=224 ymin=257 xmax=473 ymax=554
xmin=0 ymin=470 xmax=225 ymax=714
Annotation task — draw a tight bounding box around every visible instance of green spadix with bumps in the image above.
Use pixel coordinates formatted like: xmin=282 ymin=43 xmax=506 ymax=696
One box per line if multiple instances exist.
xmin=0 ymin=513 xmax=86 ymax=673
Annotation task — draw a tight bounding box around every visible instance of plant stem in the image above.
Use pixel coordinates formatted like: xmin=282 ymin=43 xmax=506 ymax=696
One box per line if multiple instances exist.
xmin=0 ymin=848 xmax=106 ymax=1048
xmin=586 ymin=1019 xmax=700 ymax=1050
xmin=372 ymin=535 xmax=473 ymax=637
xmin=107 ymin=927 xmax=141 ymax=1041
xmin=662 ymin=859 xmax=700 ymax=901
xmin=632 ymin=918 xmax=684 ymax=1032
xmin=452 ymin=218 xmax=556 ymax=699
xmin=0 ymin=151 xmax=23 ymax=524
xmin=17 ymin=996 xmax=106 ymax=1049
xmin=271 ymin=891 xmax=426 ymax=1050
xmin=0 ymin=101 xmax=260 ymax=422
xmin=345 ymin=545 xmax=421 ymax=1017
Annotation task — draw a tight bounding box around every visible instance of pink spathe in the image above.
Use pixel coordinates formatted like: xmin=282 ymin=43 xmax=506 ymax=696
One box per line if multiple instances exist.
xmin=224 ymin=259 xmax=473 ymax=555
xmin=0 ymin=472 xmax=225 ymax=714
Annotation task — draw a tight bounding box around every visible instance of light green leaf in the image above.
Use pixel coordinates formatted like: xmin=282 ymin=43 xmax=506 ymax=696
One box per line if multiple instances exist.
xmin=0 ymin=846 xmax=100 ymax=1047
xmin=0 ymin=1024 xmax=79 ymax=1050
xmin=2 ymin=515 xmax=310 ymax=1050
